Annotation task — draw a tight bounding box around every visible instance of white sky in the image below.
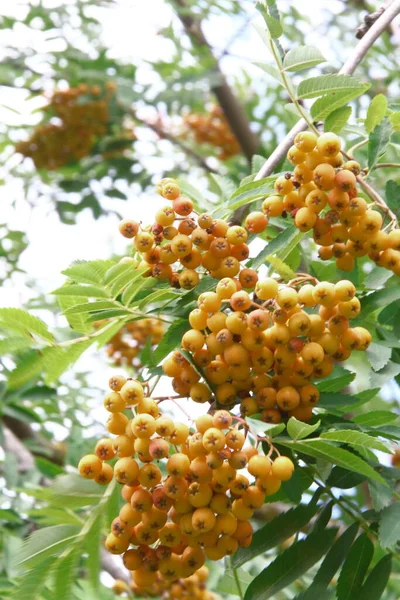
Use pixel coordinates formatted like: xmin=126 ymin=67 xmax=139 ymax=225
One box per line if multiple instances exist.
xmin=0 ymin=0 xmax=349 ymax=306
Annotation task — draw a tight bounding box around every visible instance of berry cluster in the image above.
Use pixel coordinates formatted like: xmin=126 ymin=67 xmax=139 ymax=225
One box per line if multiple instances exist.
xmin=105 ymin=319 xmax=164 ymax=368
xmin=163 ymin=277 xmax=371 ymax=423
xmin=16 ymin=83 xmax=116 ymax=170
xmin=112 ymin=565 xmax=215 ymax=599
xmin=183 ymin=105 xmax=240 ymax=160
xmin=265 ymin=131 xmax=400 ymax=273
xmin=119 ymin=178 xmax=267 ymax=289
xmin=78 ymin=376 xmax=294 ymax=595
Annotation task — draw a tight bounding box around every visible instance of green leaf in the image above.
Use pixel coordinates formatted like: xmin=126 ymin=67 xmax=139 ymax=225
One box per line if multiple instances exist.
xmin=311 ymin=523 xmax=359 ymax=591
xmin=362 ymin=285 xmax=400 ymax=314
xmin=217 ymin=568 xmax=253 ymax=596
xmin=0 ymin=308 xmax=54 ymax=342
xmin=324 ymin=106 xmax=352 ymax=134
xmin=254 ymin=62 xmax=284 ymax=85
xmin=84 ymin=513 xmax=103 ymax=591
xmin=16 ymin=525 xmax=81 ymax=570
xmin=232 ymin=503 xmax=320 ymax=568
xmin=298 ymin=74 xmax=369 ymax=99
xmin=283 ymin=45 xmax=326 ymax=72
xmin=287 ymin=417 xmax=321 ymax=441
xmin=385 ymin=180 xmax=400 ymax=221
xmin=326 ymin=467 xmax=366 ymax=489
xmin=320 ymin=430 xmax=390 ymax=454
xmin=265 ymin=254 xmax=296 ymax=281
xmin=177 ymin=178 xmax=206 ymax=207
xmin=57 ymin=295 xmax=92 ymax=334
xmin=11 ymin=558 xmax=54 ymax=600
xmin=379 ymin=502 xmax=400 ymax=550
xmin=42 ymin=340 xmax=93 ymax=384
xmin=54 ymin=548 xmax=81 ymax=600
xmin=63 ymin=300 xmax=120 ymax=315
xmin=389 ymin=111 xmax=400 ymax=131
xmin=8 ymin=352 xmax=45 ymax=389
xmin=104 ymin=263 xmax=142 ymax=298
xmin=0 ymin=335 xmax=36 ymax=354
xmin=311 ymin=88 xmax=369 ymax=121
xmin=52 ymin=284 xmax=108 ymax=298
xmin=49 ymin=474 xmax=103 ymax=508
xmin=318 ymin=391 xmax=358 ymax=410
xmin=366 ymin=341 xmax=392 ymax=372
xmin=229 ymin=176 xmax=277 ymax=210
xmin=246 ymin=417 xmax=285 ymax=437
xmin=62 ymin=260 xmax=115 ymax=285
xmin=121 ymin=274 xmax=154 ymax=306
xmin=263 ymin=13 xmax=282 ymax=38
xmin=336 ymin=533 xmax=374 ymax=600
xmin=353 ymin=411 xmax=398 ymax=427
xmin=106 ymin=188 xmax=127 ymax=199
xmin=35 ymin=457 xmax=64 ymax=478
xmin=368 ymin=118 xmax=392 ymax=170
xmin=279 ymin=440 xmax=386 ymax=484
xmin=368 ymin=480 xmax=394 ymax=511
xmin=244 ymin=529 xmax=336 ymax=600
xmin=138 ymin=288 xmax=178 ymax=311
xmin=356 ymin=554 xmax=392 ymax=600
xmin=317 ymin=371 xmax=356 ymax=393
xmin=93 ymin=319 xmax=128 ymax=348
xmin=252 ymin=227 xmax=302 ymax=270
xmin=365 ymin=94 xmax=388 ymax=134
xmin=153 ymin=319 xmax=188 ymax=364
xmin=364 ymin=266 xmax=393 ymax=290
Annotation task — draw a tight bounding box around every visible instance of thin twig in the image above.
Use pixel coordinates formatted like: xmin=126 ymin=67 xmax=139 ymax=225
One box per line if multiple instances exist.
xmin=374 ymin=162 xmax=400 ymax=168
xmin=125 ymin=108 xmax=218 ymax=175
xmin=231 ymin=558 xmax=244 ymax=600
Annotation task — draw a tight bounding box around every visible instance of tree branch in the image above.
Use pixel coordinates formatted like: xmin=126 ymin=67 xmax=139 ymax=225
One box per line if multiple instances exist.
xmin=173 ymin=0 xmax=259 ymax=162
xmin=3 ymin=415 xmax=66 ymax=466
xmin=131 ymin=111 xmax=219 ymax=174
xmin=101 ymin=548 xmax=131 ymax=584
xmin=255 ymin=0 xmax=400 ymax=181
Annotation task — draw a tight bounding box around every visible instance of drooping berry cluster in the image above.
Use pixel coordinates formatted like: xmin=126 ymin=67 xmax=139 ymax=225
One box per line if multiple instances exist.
xmin=78 ymin=376 xmax=294 ymax=595
xmin=119 ymin=179 xmax=266 ymax=289
xmin=112 ymin=565 xmax=215 ymax=599
xmin=104 ymin=319 xmax=164 ymax=368
xmin=15 ymin=82 xmax=123 ymax=170
xmin=264 ymin=131 xmax=400 ymax=274
xmin=163 ymin=277 xmax=371 ymax=423
xmin=183 ymin=105 xmax=240 ymax=160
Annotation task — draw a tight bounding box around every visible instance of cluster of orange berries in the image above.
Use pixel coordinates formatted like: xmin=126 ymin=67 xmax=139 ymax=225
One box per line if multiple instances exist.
xmin=119 ymin=179 xmax=267 ymax=289
xmin=105 ymin=319 xmax=164 ymax=368
xmin=78 ymin=376 xmax=294 ymax=595
xmin=263 ymin=131 xmax=400 ymax=273
xmin=163 ymin=277 xmax=371 ymax=424
xmin=112 ymin=565 xmax=215 ymax=599
xmin=16 ymin=83 xmax=116 ymax=170
xmin=183 ymin=105 xmax=240 ymax=160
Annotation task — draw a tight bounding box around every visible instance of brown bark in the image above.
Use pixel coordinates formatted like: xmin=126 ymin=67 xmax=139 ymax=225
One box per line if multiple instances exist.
xmin=3 ymin=415 xmax=66 ymax=465
xmin=174 ymin=0 xmax=259 ymax=162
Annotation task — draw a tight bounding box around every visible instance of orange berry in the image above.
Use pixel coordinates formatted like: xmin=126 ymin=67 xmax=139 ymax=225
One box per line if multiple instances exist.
xmin=271 ymin=456 xmax=295 ymax=481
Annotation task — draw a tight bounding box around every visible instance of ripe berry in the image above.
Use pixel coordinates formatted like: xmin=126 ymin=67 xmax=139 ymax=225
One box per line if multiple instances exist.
xmin=119 ymin=219 xmax=139 ymax=238
xmin=317 ymin=132 xmax=341 ymax=157
xmin=271 ymin=456 xmax=295 ymax=481
xmin=79 ymin=454 xmax=102 ymax=479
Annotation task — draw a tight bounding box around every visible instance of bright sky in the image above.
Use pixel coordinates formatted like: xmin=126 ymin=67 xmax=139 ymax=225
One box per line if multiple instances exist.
xmin=0 ymin=0 xmax=349 ymax=306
